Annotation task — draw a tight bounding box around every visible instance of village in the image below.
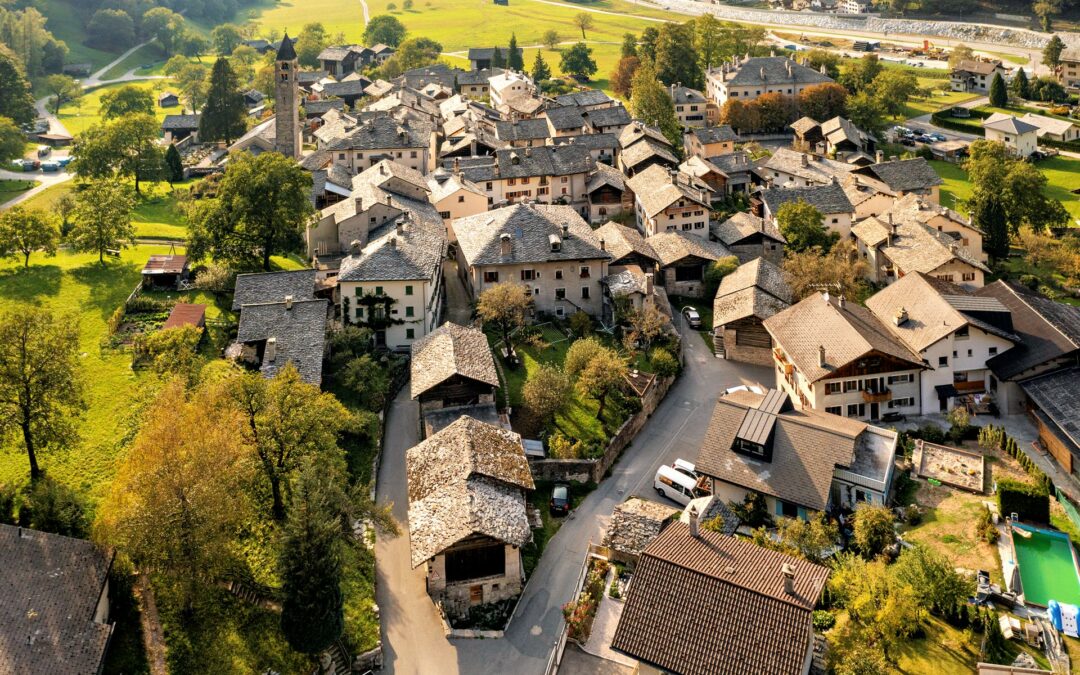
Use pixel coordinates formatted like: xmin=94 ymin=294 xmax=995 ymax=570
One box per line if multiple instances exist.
xmin=1 ymin=0 xmax=1080 ymax=674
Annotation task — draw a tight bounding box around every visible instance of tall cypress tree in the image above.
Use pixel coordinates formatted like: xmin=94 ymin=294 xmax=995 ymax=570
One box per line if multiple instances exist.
xmin=970 ymin=190 xmax=1009 ymax=261
xmin=532 ymin=52 xmax=551 ymax=83
xmin=508 ymin=34 xmax=524 ymax=71
xmin=1009 ymin=68 xmax=1031 ymax=101
xmin=491 ymin=46 xmax=505 ymax=69
xmin=988 ymin=72 xmax=1007 ymax=108
xmin=164 ymin=143 xmax=184 ymax=183
xmin=279 ymin=459 xmax=345 ymax=655
xmin=198 ymin=58 xmax=247 ymax=145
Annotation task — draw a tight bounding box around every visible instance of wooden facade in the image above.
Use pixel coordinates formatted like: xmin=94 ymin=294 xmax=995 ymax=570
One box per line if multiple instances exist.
xmin=418 ymin=373 xmax=496 ymax=409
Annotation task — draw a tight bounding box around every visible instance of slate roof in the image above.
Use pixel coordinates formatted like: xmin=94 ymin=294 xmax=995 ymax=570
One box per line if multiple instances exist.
xmin=454 ymin=203 xmax=609 ymax=267
xmin=619 ymin=121 xmax=671 ymax=149
xmin=626 ymin=164 xmax=712 ymax=218
xmin=326 ymin=114 xmax=432 ymax=151
xmin=232 ymin=270 xmax=317 ymax=312
xmin=764 ymin=292 xmax=925 ymax=384
xmin=494 ymin=118 xmax=550 ymax=142
xmin=647 ymin=231 xmax=732 ymax=267
xmin=545 ymin=105 xmax=587 ymax=130
xmin=161 ymin=114 xmax=200 ymax=130
xmin=821 ymin=116 xmax=871 ymax=149
xmin=1022 ymin=366 xmax=1080 ymax=452
xmin=697 ymin=389 xmax=875 ymax=511
xmin=978 ymin=280 xmax=1080 ymax=380
xmin=790 ymin=116 xmax=820 ymax=136
xmin=235 ymin=299 xmax=329 ymax=384
xmin=585 ymin=162 xmax=624 ymax=195
xmin=866 ymin=272 xmax=1018 ymax=353
xmin=611 ymin=521 xmax=828 ymax=675
xmin=455 ymin=145 xmax=594 ymax=183
xmin=467 ymin=46 xmax=524 ymax=62
xmin=338 ymin=217 xmax=446 ymax=282
xmin=713 ymin=258 xmax=792 ymax=329
xmin=410 ymin=322 xmax=499 ymax=398
xmin=690 ymin=125 xmax=738 ymax=145
xmin=560 ymin=132 xmax=618 ymax=152
xmin=554 ymin=90 xmax=615 ymax=108
xmin=760 ymin=182 xmax=854 ymax=217
xmin=406 ymin=416 xmax=534 ymax=567
xmin=713 ymin=211 xmax=786 ymax=246
xmin=305 ymin=99 xmax=347 ymax=116
xmin=322 ymin=79 xmax=371 ymax=98
xmin=594 ymin=221 xmax=659 ymax=265
xmin=716 ymin=56 xmax=833 ymax=88
xmin=399 ymin=63 xmax=462 ymax=92
xmin=584 ymin=105 xmax=631 ymax=129
xmin=852 ymin=158 xmax=943 ymax=193
xmin=276 ymin=32 xmax=297 ymax=60
xmin=670 ymin=85 xmax=708 ymax=105
xmin=0 ymin=525 xmax=114 ymax=675
xmin=458 ymin=67 xmax=502 ymax=86
xmin=318 ymin=45 xmax=355 ymax=62
xmin=709 ymin=151 xmax=754 ymax=180
xmin=601 ymin=498 xmax=679 ymax=558
xmin=855 ymin=199 xmax=991 ymax=276
xmin=757 ymin=147 xmax=853 ymax=186
xmin=983 ymin=113 xmax=1039 ymax=135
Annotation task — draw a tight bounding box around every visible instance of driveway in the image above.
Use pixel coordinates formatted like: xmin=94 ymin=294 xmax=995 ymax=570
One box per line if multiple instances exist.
xmin=374 ymin=314 xmax=772 ymax=674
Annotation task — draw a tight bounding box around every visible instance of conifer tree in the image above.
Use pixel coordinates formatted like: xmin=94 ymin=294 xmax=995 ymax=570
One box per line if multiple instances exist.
xmin=199 ymin=58 xmax=247 ymax=144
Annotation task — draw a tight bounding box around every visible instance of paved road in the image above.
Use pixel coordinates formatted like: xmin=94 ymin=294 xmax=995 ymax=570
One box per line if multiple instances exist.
xmin=375 ymin=315 xmax=772 ymax=674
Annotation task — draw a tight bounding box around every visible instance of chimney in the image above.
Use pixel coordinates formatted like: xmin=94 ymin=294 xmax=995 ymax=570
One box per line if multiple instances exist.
xmin=380 ymin=163 xmax=387 ymax=175
xmin=349 ymin=239 xmax=362 ymax=254
xmin=838 ymin=295 xmax=845 ymax=309
xmin=645 ymin=272 xmax=654 ymax=296
xmin=385 ymin=193 xmax=392 ymax=205
xmin=396 ymin=220 xmax=404 ymax=235
xmin=284 ymin=295 xmax=294 ymax=310
xmin=688 ymin=504 xmax=700 ymax=539
xmin=599 ymin=238 xmax=605 ymax=251
xmin=453 ymin=157 xmax=461 ymax=174
xmin=562 ymin=223 xmax=570 ymax=238
xmin=800 ymin=153 xmax=808 ymax=167
xmin=875 ymin=150 xmax=884 ymax=164
xmin=500 ymin=232 xmax=512 ymax=257
xmin=760 ymin=66 xmax=766 ymax=81
xmin=266 ymin=337 xmax=278 ymax=362
xmin=818 ymin=345 xmax=826 ymax=368
xmin=782 ymin=563 xmax=795 ymax=596
xmin=894 ymin=307 xmax=909 ymax=325
xmin=390 ymin=236 xmax=397 ymax=248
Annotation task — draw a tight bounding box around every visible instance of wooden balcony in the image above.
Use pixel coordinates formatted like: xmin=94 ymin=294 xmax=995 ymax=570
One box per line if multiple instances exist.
xmin=862 ymin=388 xmax=892 ymax=404
xmin=954 ymin=380 xmax=986 ymax=394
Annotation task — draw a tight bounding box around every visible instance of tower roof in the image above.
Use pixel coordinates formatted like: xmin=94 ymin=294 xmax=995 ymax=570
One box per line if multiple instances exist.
xmin=276 ymin=31 xmax=297 ymax=61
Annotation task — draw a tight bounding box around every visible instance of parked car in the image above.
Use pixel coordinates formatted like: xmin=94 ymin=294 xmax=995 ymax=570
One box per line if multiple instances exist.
xmin=899 ymin=137 xmax=917 ymax=147
xmin=56 ymin=156 xmax=72 ymax=168
xmin=39 ymin=161 xmax=60 ymax=172
xmin=881 ymin=411 xmax=906 ymax=423
xmin=654 ymin=464 xmax=709 ymax=507
xmin=11 ymin=159 xmax=36 ymax=172
xmin=893 ymin=126 xmax=912 ymax=137
xmin=682 ymin=306 xmax=702 ymax=329
xmin=928 ymin=132 xmax=947 ymax=142
xmin=549 ymin=483 xmax=571 ymax=517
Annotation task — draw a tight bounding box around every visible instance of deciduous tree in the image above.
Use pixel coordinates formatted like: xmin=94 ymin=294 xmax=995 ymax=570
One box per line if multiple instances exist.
xmin=870 ymin=69 xmax=920 ymax=118
xmin=576 ymin=346 xmax=627 ymax=421
xmin=573 ymin=13 xmax=594 ymax=40
xmin=611 ymin=55 xmax=640 ymax=99
xmin=776 ymin=199 xmax=833 ymax=252
xmin=100 ymin=85 xmax=155 ymax=120
xmin=296 ymin=22 xmax=330 ymax=68
xmin=620 ymin=32 xmax=637 ymax=58
xmin=947 ymin=44 xmax=975 ymax=70
xmin=87 ymin=9 xmax=135 ymax=51
xmin=523 ymin=364 xmax=572 ymax=428
xmin=45 ymin=74 xmax=80 ymax=115
xmin=560 ymin=42 xmax=597 ymax=80
xmin=630 ymin=60 xmax=681 ymax=148
xmin=804 ymin=48 xmax=841 ymax=79
xmin=844 ymin=90 xmax=887 ymax=134
xmin=141 ymin=7 xmax=185 ymax=55
xmin=212 ymin=24 xmax=245 ymax=55
xmin=622 ymin=302 xmax=666 ymax=354
xmin=782 ymin=240 xmax=868 ymax=301
xmin=0 ymin=116 xmax=24 ymax=164
xmin=0 ymin=308 xmax=83 ymax=480
xmin=72 ymin=114 xmax=163 ymax=194
xmin=692 ymin=15 xmax=725 ymax=72
xmin=654 ymin=21 xmax=702 ymax=89
xmin=0 ymin=46 xmax=35 ymax=125
xmin=477 ymin=282 xmax=532 ymax=354
xmin=797 ymin=82 xmax=848 ymax=122
xmin=364 ymin=15 xmax=407 ymax=48
xmin=839 ymin=53 xmax=882 ymax=93
xmin=0 ymin=206 xmax=60 ymax=267
xmin=71 ymin=180 xmax=136 ymax=262
xmin=751 ymin=512 xmax=838 ymax=564
xmin=852 ymin=503 xmax=896 ymax=558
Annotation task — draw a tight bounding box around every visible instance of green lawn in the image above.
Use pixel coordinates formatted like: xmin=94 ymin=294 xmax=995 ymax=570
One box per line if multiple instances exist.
xmin=58 ymin=80 xmax=184 ymax=137
xmin=929 ymin=157 xmax=1080 ymax=221
xmin=0 ymin=179 xmax=40 ymax=205
xmin=100 ymin=43 xmax=167 ymax=81
xmin=901 ymin=86 xmax=980 ymax=119
xmin=38 ymin=0 xmax=117 ymax=72
xmin=20 ymin=180 xmax=195 ymax=240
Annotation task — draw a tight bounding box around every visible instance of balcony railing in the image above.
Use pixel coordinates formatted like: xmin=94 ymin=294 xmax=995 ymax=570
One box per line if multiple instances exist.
xmin=862 ymin=388 xmax=892 ymax=404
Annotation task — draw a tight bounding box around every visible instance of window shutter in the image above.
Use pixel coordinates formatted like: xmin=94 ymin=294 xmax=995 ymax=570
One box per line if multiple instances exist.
xmin=520 ymin=270 xmax=525 ymax=280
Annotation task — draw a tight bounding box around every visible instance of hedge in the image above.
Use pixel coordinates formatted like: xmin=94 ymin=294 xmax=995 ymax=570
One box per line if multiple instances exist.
xmin=930 ymin=111 xmax=986 ymax=136
xmin=998 ymin=477 xmax=1050 ymax=524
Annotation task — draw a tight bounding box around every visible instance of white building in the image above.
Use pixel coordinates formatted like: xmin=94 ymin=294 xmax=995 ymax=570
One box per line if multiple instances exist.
xmin=982 ymin=114 xmax=1039 ymax=158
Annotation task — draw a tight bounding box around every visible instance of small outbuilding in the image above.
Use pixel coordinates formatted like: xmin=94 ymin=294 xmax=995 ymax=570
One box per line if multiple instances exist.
xmin=410 ymin=322 xmax=499 ymax=410
xmin=141 ymin=254 xmax=190 ymax=289
xmin=162 ymin=303 xmax=207 ymax=331
xmin=158 ymin=91 xmax=180 ymax=108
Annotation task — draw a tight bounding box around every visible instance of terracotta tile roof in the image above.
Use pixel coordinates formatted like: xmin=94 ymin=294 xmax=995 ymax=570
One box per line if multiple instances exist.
xmin=763 ymin=292 xmax=924 ymax=383
xmin=611 ymin=521 xmax=828 ymax=675
xmin=162 ymin=303 xmax=206 ymax=331
xmin=410 ymin=322 xmax=499 ymax=398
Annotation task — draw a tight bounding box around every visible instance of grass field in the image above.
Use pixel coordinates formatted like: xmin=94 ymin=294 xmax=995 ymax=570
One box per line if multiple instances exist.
xmin=99 ymin=43 xmax=167 ymax=81
xmin=0 ymin=179 xmax=40 ymax=205
xmin=38 ymin=0 xmax=117 ymax=72
xmin=930 ymin=157 xmax=1080 ymax=220
xmin=20 ymin=180 xmax=193 ymax=240
xmin=57 ymin=80 xmax=182 ymax=137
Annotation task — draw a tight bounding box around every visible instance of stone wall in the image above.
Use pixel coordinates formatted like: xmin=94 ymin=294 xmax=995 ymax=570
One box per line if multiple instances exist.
xmin=722 ymin=328 xmax=774 ymax=366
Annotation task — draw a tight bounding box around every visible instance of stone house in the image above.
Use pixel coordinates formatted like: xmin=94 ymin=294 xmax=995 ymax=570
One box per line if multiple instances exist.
xmin=850 ymin=157 xmax=943 ymax=205
xmin=647 ymin=231 xmax=732 ymax=299
xmin=410 ymin=322 xmax=500 ymax=411
xmin=406 ymin=416 xmax=534 ymax=621
xmin=712 ymin=258 xmax=792 ymax=365
xmin=584 ymin=163 xmax=627 ymax=224
xmin=618 ymin=122 xmax=679 ymax=176
xmin=428 ymin=169 xmax=489 ymax=238
xmin=754 ymin=148 xmax=854 ymax=189
xmin=321 ymin=113 xmax=437 ymax=175
xmin=453 ymin=145 xmax=596 ymax=218
xmin=705 ymin=55 xmax=833 ymax=108
xmin=670 ymin=85 xmax=718 ymax=128
xmin=594 ymin=221 xmax=661 ymax=273
xmin=684 ymin=125 xmax=738 ymax=160
xmin=712 ymin=212 xmax=785 ymax=264
xmin=625 ymin=164 xmax=713 ymax=238
xmin=757 ymin=182 xmax=855 ymax=238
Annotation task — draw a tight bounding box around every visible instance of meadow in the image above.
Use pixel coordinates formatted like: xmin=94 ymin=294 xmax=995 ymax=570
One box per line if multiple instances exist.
xmin=58 ymin=80 xmax=184 ymax=137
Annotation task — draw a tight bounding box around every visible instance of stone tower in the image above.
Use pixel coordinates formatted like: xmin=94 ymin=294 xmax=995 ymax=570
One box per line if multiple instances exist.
xmin=274 ymin=31 xmax=301 ymax=159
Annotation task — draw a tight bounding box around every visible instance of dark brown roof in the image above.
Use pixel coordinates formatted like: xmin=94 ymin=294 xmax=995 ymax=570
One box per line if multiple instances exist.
xmin=142 ymin=254 xmax=188 ymax=275
xmin=611 ymin=522 xmax=828 ymax=675
xmin=162 ymin=303 xmax=206 ymax=330
xmin=978 ymin=281 xmax=1080 ymax=380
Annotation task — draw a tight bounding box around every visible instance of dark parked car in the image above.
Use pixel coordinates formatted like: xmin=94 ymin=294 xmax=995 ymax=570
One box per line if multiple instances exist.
xmin=899 ymin=137 xmax=917 ymax=147
xmin=550 ymin=484 xmax=570 ymax=517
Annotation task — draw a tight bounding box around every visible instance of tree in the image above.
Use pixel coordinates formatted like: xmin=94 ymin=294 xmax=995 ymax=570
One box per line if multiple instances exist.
xmin=751 ymin=512 xmax=838 ymax=564
xmin=338 ymin=354 xmax=390 ymax=411
xmin=630 ymin=60 xmax=681 ymax=148
xmin=783 ymin=240 xmax=868 ymax=301
xmin=693 ymin=15 xmax=725 ymax=72
xmin=839 ymin=53 xmax=883 ymax=93
xmin=45 ymin=74 xmax=80 ymax=116
xmin=639 ymin=26 xmax=660 ymax=62
xmin=187 ymin=152 xmax=314 ymax=271
xmin=729 ymin=491 xmax=772 ymax=528
xmin=611 ymin=56 xmax=640 ymax=99
xmin=573 ymin=13 xmax=594 ymax=40
xmin=1010 ymin=67 xmax=1031 ymax=100
xmin=0 ymin=46 xmax=36 ymax=125
xmin=1029 ymin=75 xmax=1067 ymax=103
xmin=19 ymin=477 xmax=88 ymax=538
xmin=100 ymin=85 xmax=155 ymax=120
xmin=870 ymin=69 xmax=919 ymax=118
xmin=703 ymin=255 xmax=740 ymax=299
xmin=0 ymin=308 xmax=83 ymax=480
xmin=1034 ymin=0 xmax=1060 ymax=31
xmin=622 ymin=302 xmax=667 ymax=354
xmin=797 ymin=83 xmax=848 ymax=123
xmin=199 ymin=58 xmax=247 ymax=145
xmin=230 ymin=364 xmax=350 ymax=521
xmin=212 ymin=24 xmax=245 ymax=55
xmin=0 ymin=206 xmax=60 ymax=267
xmin=383 ymin=37 xmax=442 ymax=74
xmin=523 ymin=364 xmax=572 ymax=428
xmin=167 ymin=59 xmax=210 ymax=112
xmin=164 ymin=143 xmax=184 ymax=183
xmin=777 ymin=200 xmax=834 ymax=252
xmin=279 ymin=457 xmax=346 ymax=654
xmin=947 ymin=44 xmax=975 ymax=70
xmin=893 ymin=545 xmax=974 ymax=618
xmin=531 ymin=52 xmax=552 ymax=84
xmin=477 ymin=282 xmax=531 ymax=354
xmin=804 ymin=49 xmax=841 ymax=79
xmin=296 ymin=22 xmax=329 ymax=68
xmin=141 ymin=7 xmax=185 ymax=55
xmin=55 ymin=193 xmax=76 ymax=237
xmin=970 ymin=190 xmax=1009 ymax=260
xmin=87 ymin=9 xmax=135 ymax=51
xmin=97 ymin=378 xmax=250 ymax=611
xmin=560 ymin=42 xmax=597 ymax=80
xmin=576 ymin=346 xmax=627 ymax=420
xmin=71 ymin=114 xmax=163 ymax=194
xmin=988 ymin=71 xmax=1007 ymax=107
xmin=655 ymin=22 xmax=702 ymax=89
xmin=508 ymin=33 xmax=524 ymax=71
xmin=844 ymin=90 xmax=887 ymax=134
xmin=71 ymin=180 xmax=136 ymax=262
xmin=1043 ymin=34 xmax=1065 ymax=70
xmin=543 ymin=30 xmax=561 ymax=51
xmin=364 ymin=15 xmax=407 ymax=48
xmin=965 ymin=139 xmax=1070 ymax=240
xmin=852 ymin=503 xmax=895 ymax=558
xmin=621 ymin=32 xmax=637 ymax=58
xmin=0 ymin=116 xmax=24 ymax=165
xmin=492 ymin=46 xmax=505 ymax=69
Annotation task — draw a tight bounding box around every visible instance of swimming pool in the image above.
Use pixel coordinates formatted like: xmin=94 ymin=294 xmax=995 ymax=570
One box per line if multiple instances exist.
xmin=1012 ymin=524 xmax=1080 ymax=607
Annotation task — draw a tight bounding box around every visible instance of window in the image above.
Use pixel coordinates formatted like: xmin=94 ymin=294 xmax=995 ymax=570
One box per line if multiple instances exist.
xmin=508 ymin=178 xmax=517 ymax=186
xmin=561 ymin=177 xmax=568 ymax=183
xmin=354 ymin=287 xmax=363 ymax=296
xmin=375 ymin=286 xmax=383 ymax=295
xmin=439 ymin=210 xmax=451 ymax=219
xmin=846 ymin=403 xmax=865 ymax=417
xmin=405 ymin=285 xmax=413 ymax=296
xmin=355 ymin=306 xmax=364 ymax=318
xmin=338 ymin=153 xmax=346 ymax=160
xmin=682 ymin=223 xmax=692 ymax=231
xmin=831 ymin=218 xmax=839 ymax=224
xmin=457 ymin=195 xmax=465 ymax=203
xmin=370 ymin=216 xmax=377 ymax=224
xmin=410 ymin=151 xmax=417 ymax=158
xmin=695 ymin=222 xmax=704 ymax=229
xmin=486 ymin=182 xmax=493 ymax=190
xmin=825 ymin=406 xmax=842 ymax=415
xmin=356 ymin=152 xmax=363 ymax=159
xmin=405 ymin=306 xmax=414 ymax=317
xmin=954 ymin=325 xmax=969 ymax=339
xmin=780 ymin=500 xmax=798 ymax=518
xmin=521 ymin=270 xmax=535 ymax=281
xmin=484 ymin=271 xmax=499 ymax=283
xmin=952 ymin=351 xmax=957 ymax=358
xmin=579 ymin=266 xmax=590 ymax=279
xmin=889 ymin=397 xmax=915 ymax=408
xmin=581 ymin=286 xmax=590 ymax=299
xmin=937 ymin=274 xmax=955 ymax=282
xmin=843 ymin=380 xmax=858 ymax=393
xmin=826 ymin=382 xmax=842 ymax=395
xmin=887 ymin=374 xmax=913 ymax=384
xmin=989 ymin=347 xmax=998 ymax=356
xmin=555 ymin=270 xmax=563 ymax=280
xmin=962 ymin=272 xmax=976 ymax=282
xmin=938 ymin=356 xmax=948 ymax=367
xmin=555 ymin=288 xmax=565 ymax=299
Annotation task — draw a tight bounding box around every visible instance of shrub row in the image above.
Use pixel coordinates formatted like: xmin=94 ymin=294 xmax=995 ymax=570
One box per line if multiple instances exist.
xmin=979 ymin=424 xmax=1050 ymax=487
xmin=997 ymin=477 xmax=1050 ymax=524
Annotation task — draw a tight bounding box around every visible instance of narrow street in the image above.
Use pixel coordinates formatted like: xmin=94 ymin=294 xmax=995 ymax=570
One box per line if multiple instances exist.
xmin=374 ymin=315 xmax=772 ymax=674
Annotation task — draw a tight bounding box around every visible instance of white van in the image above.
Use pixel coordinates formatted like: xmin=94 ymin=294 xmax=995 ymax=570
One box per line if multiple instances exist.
xmin=654 ymin=464 xmax=708 ymax=506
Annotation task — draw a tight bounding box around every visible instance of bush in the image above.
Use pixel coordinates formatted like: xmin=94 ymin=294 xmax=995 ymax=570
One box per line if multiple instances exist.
xmin=19 ymin=478 xmax=88 ymax=537
xmin=903 ymin=504 xmax=922 ymax=526
xmin=910 ymin=423 xmax=947 ymax=444
xmin=978 ymin=504 xmax=999 ymax=544
xmin=997 ymin=477 xmax=1050 ymax=523
xmin=193 ymin=263 xmax=236 ymax=294
xmin=649 ymin=347 xmax=679 ymax=377
xmin=1019 ymin=274 xmax=1040 ymax=290
xmin=568 ymin=311 xmax=592 ymax=337
xmin=812 ymin=609 xmax=837 ymax=631
xmin=853 ymin=504 xmax=896 ymax=559
xmin=548 ymin=431 xmax=584 ymax=459
xmin=0 ymin=483 xmax=17 ymax=525
xmin=107 ymin=305 xmax=126 ymax=335
xmin=126 ymin=294 xmax=175 ymax=314
xmin=608 ymin=577 xmax=621 ymax=599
